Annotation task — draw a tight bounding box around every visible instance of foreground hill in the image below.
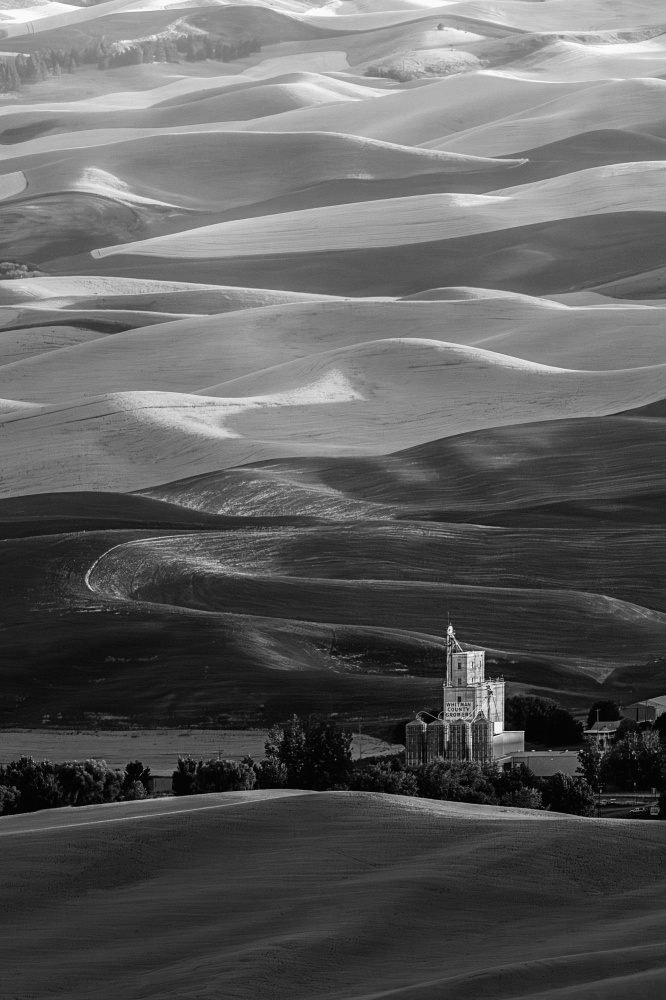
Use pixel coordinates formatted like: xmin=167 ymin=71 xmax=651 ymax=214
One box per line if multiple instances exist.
xmin=1 ymin=790 xmax=665 ymax=999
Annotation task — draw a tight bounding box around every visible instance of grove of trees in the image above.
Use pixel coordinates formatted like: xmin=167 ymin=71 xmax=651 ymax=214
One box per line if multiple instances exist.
xmin=0 ymin=757 xmax=151 ymax=815
xmin=172 ymin=715 xmax=596 ymax=816
xmin=0 ymin=34 xmax=261 ymax=95
xmin=505 ymin=695 xmax=583 ymax=746
xmin=577 ymin=728 xmax=666 ymax=792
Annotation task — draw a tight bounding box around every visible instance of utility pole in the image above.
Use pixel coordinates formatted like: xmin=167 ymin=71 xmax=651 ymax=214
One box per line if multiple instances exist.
xmin=358 ymin=718 xmax=362 ymax=760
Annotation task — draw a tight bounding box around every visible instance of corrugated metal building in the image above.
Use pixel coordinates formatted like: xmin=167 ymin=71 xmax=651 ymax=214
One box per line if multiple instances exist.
xmin=406 ymin=623 xmax=525 ymax=764
xmin=624 ymin=696 xmax=666 ymax=723
xmin=504 ymin=751 xmax=580 ymax=777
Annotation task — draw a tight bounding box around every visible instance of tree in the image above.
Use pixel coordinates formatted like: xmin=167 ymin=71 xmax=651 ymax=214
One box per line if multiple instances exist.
xmin=506 ymin=695 xmax=553 ymax=734
xmin=123 ymin=760 xmax=151 ymax=799
xmin=264 ymin=715 xmax=307 ymax=785
xmin=0 ymin=262 xmax=45 ymax=280
xmin=489 ymin=761 xmax=540 ymax=800
xmin=586 ymin=700 xmax=621 ymax=730
xmin=542 ymin=708 xmax=583 ymax=746
xmin=253 ymin=757 xmax=288 ymax=789
xmin=654 ymin=712 xmax=666 ymax=746
xmin=164 ymin=39 xmax=180 ymax=63
xmin=413 ymin=759 xmax=497 ymax=804
xmin=600 ymin=733 xmax=665 ymax=791
xmin=577 ymin=739 xmax=603 ymax=791
xmin=264 ymin=715 xmax=353 ymax=791
xmin=0 ymin=758 xmax=154 ymax=814
xmin=0 ymin=60 xmax=20 ymax=93
xmin=14 ymin=55 xmax=28 ymax=81
xmin=0 ymin=783 xmax=20 ymax=815
xmin=171 ymin=757 xmax=256 ymax=795
xmin=300 ymin=717 xmax=353 ymax=790
xmin=56 ymin=759 xmax=125 ymax=807
xmin=0 ymin=757 xmax=62 ymax=813
xmin=172 ymin=756 xmax=198 ymax=795
xmin=500 ymin=787 xmax=543 ymax=809
xmin=197 ymin=759 xmax=256 ymax=793
xmin=612 ymin=718 xmax=641 ymax=742
xmin=538 ymin=773 xmax=595 ymax=816
xmin=346 ymin=759 xmax=418 ymax=796
xmin=505 ymin=696 xmax=582 ymax=746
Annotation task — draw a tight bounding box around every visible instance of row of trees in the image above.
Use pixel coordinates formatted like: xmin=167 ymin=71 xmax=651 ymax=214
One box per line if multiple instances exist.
xmin=172 ymin=715 xmax=597 ymax=815
xmin=0 ymin=262 xmax=44 ymax=280
xmin=0 ymin=758 xmax=151 ymax=815
xmin=503 ymin=696 xmax=666 ymax=750
xmin=8 ymin=709 xmax=664 ymax=819
xmin=0 ymin=34 xmax=261 ymax=94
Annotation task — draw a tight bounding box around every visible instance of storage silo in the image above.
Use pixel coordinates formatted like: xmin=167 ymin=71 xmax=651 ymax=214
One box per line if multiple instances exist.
xmin=405 ymin=718 xmax=427 ymax=766
xmin=448 ymin=719 xmax=471 ymax=760
xmin=471 ymin=713 xmax=492 ymax=762
xmin=426 ymin=719 xmax=447 ymax=761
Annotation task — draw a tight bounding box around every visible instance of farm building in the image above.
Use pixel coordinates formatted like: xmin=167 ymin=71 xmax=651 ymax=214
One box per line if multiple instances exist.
xmin=506 ymin=751 xmax=580 ymax=778
xmin=623 ymin=696 xmax=666 ymax=723
xmin=406 ymin=624 xmax=524 ymax=765
xmin=584 ymin=720 xmax=621 ymax=748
